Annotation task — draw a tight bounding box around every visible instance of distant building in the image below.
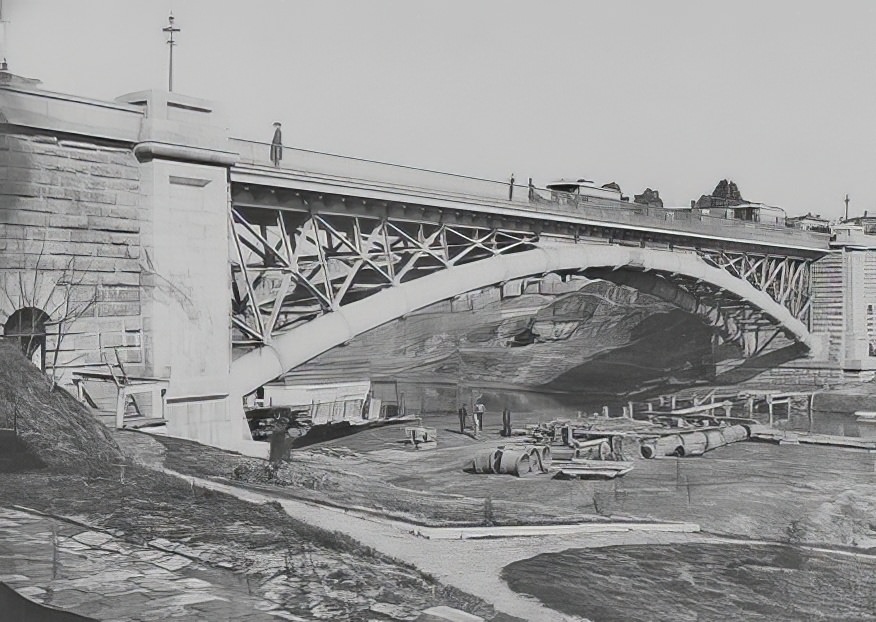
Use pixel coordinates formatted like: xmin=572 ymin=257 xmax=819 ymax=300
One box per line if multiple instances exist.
xmin=786 ymin=212 xmax=831 ymax=233
xmin=841 ymin=212 xmax=876 ymax=235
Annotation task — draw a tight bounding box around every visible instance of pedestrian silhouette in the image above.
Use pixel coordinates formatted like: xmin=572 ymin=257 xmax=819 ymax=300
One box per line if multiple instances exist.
xmin=270 ymin=122 xmax=283 ymax=166
xmin=509 ymin=173 xmax=515 ymax=200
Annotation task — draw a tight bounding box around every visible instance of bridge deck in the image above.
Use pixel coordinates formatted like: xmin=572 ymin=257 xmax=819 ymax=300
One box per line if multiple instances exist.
xmin=230 ymin=138 xmax=830 ymax=254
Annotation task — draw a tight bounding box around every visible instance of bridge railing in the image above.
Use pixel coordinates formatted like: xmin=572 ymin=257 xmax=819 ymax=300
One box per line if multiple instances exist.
xmin=230 ymin=138 xmax=829 ymax=250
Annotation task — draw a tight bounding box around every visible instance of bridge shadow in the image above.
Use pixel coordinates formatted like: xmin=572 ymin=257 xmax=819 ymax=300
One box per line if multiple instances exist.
xmin=711 ymin=342 xmax=809 ymax=385
xmin=542 ymin=310 xmax=718 ymax=403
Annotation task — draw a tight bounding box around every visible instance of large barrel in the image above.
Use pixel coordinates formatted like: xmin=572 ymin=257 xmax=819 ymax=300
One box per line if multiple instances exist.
xmin=640 ymin=438 xmax=659 ymax=459
xmin=471 ymin=449 xmax=499 ymax=474
xmin=497 ymin=449 xmax=532 ymax=477
xmin=722 ymin=424 xmax=749 ymax=444
xmin=537 ymin=445 xmax=552 ymax=471
xmin=657 ymin=434 xmax=684 ymax=457
xmin=526 ymin=445 xmax=552 ymax=472
xmin=704 ymin=429 xmax=727 ymax=451
xmin=679 ymin=431 xmax=708 ymax=457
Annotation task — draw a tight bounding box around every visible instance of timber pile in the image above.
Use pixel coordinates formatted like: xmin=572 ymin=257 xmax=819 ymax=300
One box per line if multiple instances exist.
xmin=0 ymin=340 xmax=122 ymax=471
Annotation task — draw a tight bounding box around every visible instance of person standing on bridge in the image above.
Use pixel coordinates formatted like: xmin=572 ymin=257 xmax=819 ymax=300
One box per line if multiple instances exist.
xmin=270 ymin=122 xmax=283 ymax=166
xmin=508 ymin=173 xmax=515 ymax=200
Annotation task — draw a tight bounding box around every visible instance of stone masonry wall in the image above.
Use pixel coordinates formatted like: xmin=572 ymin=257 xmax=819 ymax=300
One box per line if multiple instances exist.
xmin=0 ymin=131 xmax=142 ymax=382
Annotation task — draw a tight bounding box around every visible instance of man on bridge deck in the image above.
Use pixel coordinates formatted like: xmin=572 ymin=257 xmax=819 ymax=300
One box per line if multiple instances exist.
xmin=270 ymin=122 xmax=283 ymax=166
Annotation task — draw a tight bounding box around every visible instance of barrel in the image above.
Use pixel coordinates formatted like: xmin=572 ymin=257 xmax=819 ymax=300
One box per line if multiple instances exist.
xmin=498 ymin=449 xmax=531 ymax=477
xmin=472 ymin=450 xmax=498 ymax=474
xmin=722 ymin=424 xmax=749 ymax=444
xmin=525 ymin=445 xmax=552 ymax=472
xmin=538 ymin=445 xmax=552 ymax=471
xmin=657 ymin=434 xmax=684 ymax=457
xmin=679 ymin=431 xmax=708 ymax=457
xmin=704 ymin=429 xmax=727 ymax=451
xmin=640 ymin=438 xmax=658 ymax=459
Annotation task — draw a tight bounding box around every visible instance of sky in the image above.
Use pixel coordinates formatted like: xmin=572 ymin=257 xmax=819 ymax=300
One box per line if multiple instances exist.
xmin=3 ymin=0 xmax=876 ymax=219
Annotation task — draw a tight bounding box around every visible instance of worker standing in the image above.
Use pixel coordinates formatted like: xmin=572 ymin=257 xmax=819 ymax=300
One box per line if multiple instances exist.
xmin=474 ymin=401 xmax=485 ymax=432
xmin=502 ymin=408 xmax=512 ymax=437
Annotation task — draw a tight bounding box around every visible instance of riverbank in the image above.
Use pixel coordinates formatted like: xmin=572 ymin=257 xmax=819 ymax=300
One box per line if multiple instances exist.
xmin=0 ymin=463 xmax=511 ymax=621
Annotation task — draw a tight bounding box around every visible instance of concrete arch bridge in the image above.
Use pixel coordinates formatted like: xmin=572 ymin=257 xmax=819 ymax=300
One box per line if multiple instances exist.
xmin=6 ymin=81 xmax=870 ymax=456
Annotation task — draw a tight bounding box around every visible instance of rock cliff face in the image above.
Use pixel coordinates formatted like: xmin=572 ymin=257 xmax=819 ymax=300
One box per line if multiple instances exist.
xmin=694 ymin=179 xmax=744 ymax=209
xmin=633 ymin=188 xmax=663 ymax=208
xmin=286 ymin=280 xmax=733 ymax=411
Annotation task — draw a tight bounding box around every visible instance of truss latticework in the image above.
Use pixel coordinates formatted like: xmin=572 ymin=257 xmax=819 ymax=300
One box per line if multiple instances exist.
xmin=699 ymin=251 xmax=812 ymax=324
xmin=230 ymin=206 xmax=538 ymax=345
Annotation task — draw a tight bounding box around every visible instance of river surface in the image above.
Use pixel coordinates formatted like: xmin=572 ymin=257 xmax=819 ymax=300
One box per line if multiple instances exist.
xmin=503 ymin=542 xmax=876 ymax=621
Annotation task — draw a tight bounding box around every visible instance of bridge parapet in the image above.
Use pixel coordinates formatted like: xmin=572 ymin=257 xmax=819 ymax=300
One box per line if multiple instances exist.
xmin=230 ymin=138 xmax=829 ymax=255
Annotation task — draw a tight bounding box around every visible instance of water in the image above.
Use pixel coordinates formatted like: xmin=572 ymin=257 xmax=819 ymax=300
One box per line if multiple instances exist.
xmin=503 ymin=542 xmax=876 ymax=621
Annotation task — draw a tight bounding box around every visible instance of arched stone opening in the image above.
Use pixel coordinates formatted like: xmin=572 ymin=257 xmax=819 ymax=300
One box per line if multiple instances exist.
xmin=3 ymin=307 xmax=51 ymax=371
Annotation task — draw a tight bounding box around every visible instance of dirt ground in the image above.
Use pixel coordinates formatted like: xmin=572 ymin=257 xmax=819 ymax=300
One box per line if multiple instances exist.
xmin=151 ymin=408 xmax=876 ymax=548
xmin=0 ymin=464 xmax=513 ymax=621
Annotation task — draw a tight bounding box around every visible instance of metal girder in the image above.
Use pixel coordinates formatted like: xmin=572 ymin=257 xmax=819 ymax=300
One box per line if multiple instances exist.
xmin=230 ymin=205 xmax=538 ymax=344
xmin=699 ymin=250 xmax=811 ymax=325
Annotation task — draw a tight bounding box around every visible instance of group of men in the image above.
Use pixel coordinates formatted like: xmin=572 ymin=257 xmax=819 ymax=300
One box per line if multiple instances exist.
xmin=457 ymin=402 xmax=485 ymax=436
xmin=457 ymin=402 xmax=513 ymax=437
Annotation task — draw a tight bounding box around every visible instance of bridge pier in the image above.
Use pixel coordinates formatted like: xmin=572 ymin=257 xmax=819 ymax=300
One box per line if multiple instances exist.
xmin=119 ymin=90 xmax=262 ymax=455
xmin=810 ymin=229 xmax=876 ymax=372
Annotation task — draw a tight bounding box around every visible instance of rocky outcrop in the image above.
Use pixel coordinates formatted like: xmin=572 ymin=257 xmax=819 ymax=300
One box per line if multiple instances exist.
xmin=633 ymin=188 xmax=663 ymax=208
xmin=286 ymin=280 xmax=729 ymax=409
xmin=694 ymin=179 xmax=744 ymax=209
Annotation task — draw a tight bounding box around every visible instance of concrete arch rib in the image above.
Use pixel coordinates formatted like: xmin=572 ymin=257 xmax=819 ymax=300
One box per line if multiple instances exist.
xmin=231 ymin=244 xmax=810 ymax=397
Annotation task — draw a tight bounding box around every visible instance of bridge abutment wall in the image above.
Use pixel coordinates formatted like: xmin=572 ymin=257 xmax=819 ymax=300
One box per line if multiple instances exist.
xmin=0 ymin=78 xmax=264 ymax=457
xmin=0 ymin=112 xmax=144 ymax=378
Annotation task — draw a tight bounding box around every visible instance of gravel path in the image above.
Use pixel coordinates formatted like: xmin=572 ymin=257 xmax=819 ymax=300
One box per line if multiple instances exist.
xmin=117 ymin=431 xmax=704 ymax=621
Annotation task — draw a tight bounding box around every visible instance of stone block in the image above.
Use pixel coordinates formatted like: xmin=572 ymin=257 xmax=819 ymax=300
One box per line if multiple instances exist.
xmin=87 ymin=215 xmax=139 ymax=234
xmin=0 ymin=181 xmax=40 ymax=198
xmin=98 ymin=301 xmax=141 ymax=317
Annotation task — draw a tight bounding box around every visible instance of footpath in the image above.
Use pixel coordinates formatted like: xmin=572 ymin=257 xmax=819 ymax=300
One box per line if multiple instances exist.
xmin=118 ymin=431 xmax=705 ymax=622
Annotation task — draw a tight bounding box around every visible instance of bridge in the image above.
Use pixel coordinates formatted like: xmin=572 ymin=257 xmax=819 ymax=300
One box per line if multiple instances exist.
xmin=1 ymin=74 xmax=873 ymax=455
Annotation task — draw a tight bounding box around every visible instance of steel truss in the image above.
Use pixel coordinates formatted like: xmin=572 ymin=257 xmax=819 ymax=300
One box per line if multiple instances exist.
xmin=230 ymin=206 xmax=538 ymax=345
xmin=662 ymin=272 xmax=796 ymax=357
xmin=698 ymin=250 xmax=812 ymax=323
xmin=230 ymin=204 xmax=813 ymax=357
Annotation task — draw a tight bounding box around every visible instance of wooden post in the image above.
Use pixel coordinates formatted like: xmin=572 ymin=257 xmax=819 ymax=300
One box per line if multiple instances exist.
xmin=115 ymin=386 xmax=127 ymax=429
xmin=646 ymin=401 xmax=654 ymax=413
xmin=747 ymin=396 xmax=755 ymax=418
xmin=768 ymin=395 xmax=774 ymax=427
xmin=602 ymin=405 xmax=610 ymax=418
xmin=627 ymin=401 xmax=634 ymax=419
xmin=671 ymin=395 xmax=677 ymax=410
xmin=808 ymin=392 xmax=815 ymax=433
